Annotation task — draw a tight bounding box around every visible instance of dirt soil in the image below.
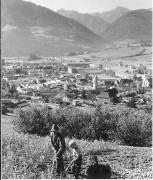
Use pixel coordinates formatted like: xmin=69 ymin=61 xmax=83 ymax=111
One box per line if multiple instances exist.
xmin=63 ymin=146 xmax=152 ymax=179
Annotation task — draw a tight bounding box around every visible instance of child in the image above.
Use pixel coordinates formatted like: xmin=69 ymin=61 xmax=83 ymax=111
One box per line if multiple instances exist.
xmin=67 ymin=140 xmax=82 ymax=179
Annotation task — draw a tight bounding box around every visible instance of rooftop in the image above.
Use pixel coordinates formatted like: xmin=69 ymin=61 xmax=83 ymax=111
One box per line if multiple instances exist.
xmin=97 ymin=74 xmax=121 ymax=80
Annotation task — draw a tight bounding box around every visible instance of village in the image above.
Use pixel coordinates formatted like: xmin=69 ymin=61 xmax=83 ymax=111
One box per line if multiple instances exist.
xmin=1 ymin=0 xmax=152 ymax=178
xmin=1 ymin=54 xmax=152 ymax=114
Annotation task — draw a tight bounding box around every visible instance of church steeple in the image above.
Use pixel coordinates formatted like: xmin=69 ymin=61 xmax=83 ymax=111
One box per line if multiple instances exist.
xmin=93 ymin=75 xmax=97 ymax=90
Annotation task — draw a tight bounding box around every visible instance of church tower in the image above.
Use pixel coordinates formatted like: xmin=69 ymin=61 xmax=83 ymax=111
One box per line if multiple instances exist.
xmin=93 ymin=75 xmax=97 ymax=90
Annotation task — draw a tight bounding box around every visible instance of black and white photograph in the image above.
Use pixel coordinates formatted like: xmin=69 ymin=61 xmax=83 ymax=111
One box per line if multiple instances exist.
xmin=1 ymin=0 xmax=152 ymax=179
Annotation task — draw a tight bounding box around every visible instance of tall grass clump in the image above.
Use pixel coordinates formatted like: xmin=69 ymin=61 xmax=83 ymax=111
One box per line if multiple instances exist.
xmin=2 ymin=132 xmax=54 ymax=179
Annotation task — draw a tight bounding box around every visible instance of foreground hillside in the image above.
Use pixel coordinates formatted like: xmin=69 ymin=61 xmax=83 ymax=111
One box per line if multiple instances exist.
xmin=1 ymin=0 xmax=103 ymax=56
xmin=2 ymin=113 xmax=152 ymax=179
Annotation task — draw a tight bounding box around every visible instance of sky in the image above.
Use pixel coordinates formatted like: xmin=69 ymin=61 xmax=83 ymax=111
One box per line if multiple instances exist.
xmin=24 ymin=0 xmax=152 ymax=13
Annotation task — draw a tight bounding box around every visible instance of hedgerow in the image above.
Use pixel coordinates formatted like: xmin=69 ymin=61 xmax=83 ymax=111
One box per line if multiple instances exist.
xmin=13 ymin=105 xmax=152 ymax=147
xmin=117 ymin=109 xmax=152 ymax=147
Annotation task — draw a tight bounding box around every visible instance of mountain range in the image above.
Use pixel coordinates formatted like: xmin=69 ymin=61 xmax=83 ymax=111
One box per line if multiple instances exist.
xmin=1 ymin=0 xmax=103 ymax=57
xmin=102 ymin=9 xmax=152 ymax=41
xmin=92 ymin=6 xmax=130 ymax=23
xmin=1 ymin=0 xmax=152 ymax=57
xmin=57 ymin=9 xmax=110 ymax=35
xmin=58 ymin=7 xmax=152 ymax=42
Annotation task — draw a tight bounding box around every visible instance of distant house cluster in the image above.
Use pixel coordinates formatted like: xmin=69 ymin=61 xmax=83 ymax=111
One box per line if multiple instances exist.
xmin=2 ymin=55 xmax=152 ymax=110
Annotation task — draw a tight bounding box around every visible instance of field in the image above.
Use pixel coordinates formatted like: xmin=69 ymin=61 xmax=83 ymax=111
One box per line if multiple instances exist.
xmin=88 ymin=45 xmax=152 ymax=74
xmin=4 ymin=41 xmax=152 ymax=81
xmin=2 ymin=113 xmax=152 ymax=179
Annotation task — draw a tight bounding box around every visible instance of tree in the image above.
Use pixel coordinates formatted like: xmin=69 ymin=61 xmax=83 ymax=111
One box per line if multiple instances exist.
xmin=29 ymin=53 xmax=41 ymax=60
xmin=39 ymin=79 xmax=46 ymax=83
xmin=9 ymin=84 xmax=17 ymax=95
xmin=15 ymin=68 xmax=22 ymax=74
xmin=2 ymin=59 xmax=5 ymax=66
xmin=2 ymin=79 xmax=10 ymax=91
xmin=14 ymin=92 xmax=19 ymax=99
xmin=45 ymin=97 xmax=49 ymax=103
xmin=81 ymin=89 xmax=87 ymax=99
xmin=148 ymin=77 xmax=152 ymax=88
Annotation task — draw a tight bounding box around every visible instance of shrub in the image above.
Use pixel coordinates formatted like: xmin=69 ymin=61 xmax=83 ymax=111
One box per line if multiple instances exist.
xmin=39 ymin=79 xmax=46 ymax=83
xmin=127 ymin=97 xmax=137 ymax=108
xmin=13 ymin=106 xmax=52 ymax=136
xmin=141 ymin=104 xmax=152 ymax=114
xmin=13 ymin=105 xmax=152 ymax=147
xmin=52 ymin=108 xmax=93 ymax=139
xmin=14 ymin=105 xmax=116 ymax=140
xmin=8 ymin=85 xmax=18 ymax=97
xmin=117 ymin=109 xmax=152 ymax=147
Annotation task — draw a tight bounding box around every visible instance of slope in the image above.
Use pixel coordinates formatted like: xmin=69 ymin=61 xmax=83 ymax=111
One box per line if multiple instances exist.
xmin=1 ymin=0 xmax=104 ymax=57
xmin=102 ymin=9 xmax=152 ymax=42
xmin=57 ymin=9 xmax=110 ymax=35
xmin=93 ymin=7 xmax=130 ymax=23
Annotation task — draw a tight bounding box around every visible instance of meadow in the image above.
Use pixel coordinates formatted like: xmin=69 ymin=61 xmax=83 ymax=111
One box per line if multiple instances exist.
xmin=2 ymin=106 xmax=152 ymax=179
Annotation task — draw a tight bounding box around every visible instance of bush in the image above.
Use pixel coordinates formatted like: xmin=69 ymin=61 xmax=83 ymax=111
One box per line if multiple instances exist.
xmin=13 ymin=105 xmax=117 ymax=140
xmin=13 ymin=105 xmax=152 ymax=147
xmin=39 ymin=79 xmax=46 ymax=83
xmin=141 ymin=104 xmax=152 ymax=114
xmin=8 ymin=85 xmax=18 ymax=97
xmin=51 ymin=108 xmax=93 ymax=139
xmin=117 ymin=109 xmax=152 ymax=147
xmin=13 ymin=106 xmax=52 ymax=136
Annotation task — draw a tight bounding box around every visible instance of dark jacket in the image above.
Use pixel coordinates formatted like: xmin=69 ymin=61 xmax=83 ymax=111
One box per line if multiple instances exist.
xmin=50 ymin=132 xmax=66 ymax=157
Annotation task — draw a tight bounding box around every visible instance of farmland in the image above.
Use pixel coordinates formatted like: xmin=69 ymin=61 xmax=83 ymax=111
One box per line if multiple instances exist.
xmin=60 ymin=40 xmax=152 ymax=78
xmin=88 ymin=43 xmax=152 ymax=71
xmin=2 ymin=112 xmax=152 ymax=179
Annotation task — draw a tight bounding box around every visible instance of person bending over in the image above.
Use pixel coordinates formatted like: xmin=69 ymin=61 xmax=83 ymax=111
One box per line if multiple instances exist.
xmin=65 ymin=140 xmax=82 ymax=179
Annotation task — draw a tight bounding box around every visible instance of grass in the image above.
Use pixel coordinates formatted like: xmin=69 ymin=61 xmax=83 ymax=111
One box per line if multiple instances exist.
xmin=2 ymin=132 xmax=54 ymax=179
xmin=2 ymin=113 xmax=152 ymax=179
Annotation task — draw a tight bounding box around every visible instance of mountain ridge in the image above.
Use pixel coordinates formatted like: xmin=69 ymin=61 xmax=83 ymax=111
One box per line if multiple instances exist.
xmin=1 ymin=0 xmax=104 ymax=56
xmin=57 ymin=9 xmax=110 ymax=35
xmin=102 ymin=9 xmax=152 ymax=41
xmin=92 ymin=6 xmax=130 ymax=23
